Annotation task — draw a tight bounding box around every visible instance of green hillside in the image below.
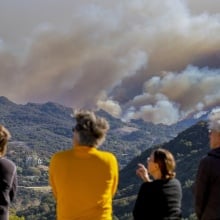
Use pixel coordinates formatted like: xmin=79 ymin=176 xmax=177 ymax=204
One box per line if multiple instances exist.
xmin=0 ymin=96 xmax=208 ymax=219
xmin=0 ymin=96 xmax=188 ymax=169
xmin=114 ymin=121 xmax=209 ymax=219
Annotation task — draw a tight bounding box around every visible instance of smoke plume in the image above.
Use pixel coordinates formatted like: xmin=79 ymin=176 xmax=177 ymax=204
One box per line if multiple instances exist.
xmin=0 ymin=0 xmax=220 ymax=124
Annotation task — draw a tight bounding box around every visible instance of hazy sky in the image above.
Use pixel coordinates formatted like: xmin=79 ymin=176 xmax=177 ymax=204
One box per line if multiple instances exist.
xmin=0 ymin=0 xmax=220 ymax=124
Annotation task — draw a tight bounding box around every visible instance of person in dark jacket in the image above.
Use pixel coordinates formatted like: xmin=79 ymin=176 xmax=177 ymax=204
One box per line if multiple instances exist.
xmin=0 ymin=125 xmax=17 ymax=220
xmin=133 ymin=148 xmax=182 ymax=220
xmin=194 ymin=108 xmax=220 ymax=220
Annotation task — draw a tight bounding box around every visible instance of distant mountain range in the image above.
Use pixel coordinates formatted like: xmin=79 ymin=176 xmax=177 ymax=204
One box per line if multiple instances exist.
xmin=0 ymin=95 xmax=211 ymax=167
xmin=0 ymin=96 xmax=214 ymax=219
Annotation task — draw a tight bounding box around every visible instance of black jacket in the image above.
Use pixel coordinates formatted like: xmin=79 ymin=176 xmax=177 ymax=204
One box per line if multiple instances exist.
xmin=194 ymin=147 xmax=220 ymax=220
xmin=133 ymin=178 xmax=182 ymax=220
xmin=0 ymin=157 xmax=17 ymax=220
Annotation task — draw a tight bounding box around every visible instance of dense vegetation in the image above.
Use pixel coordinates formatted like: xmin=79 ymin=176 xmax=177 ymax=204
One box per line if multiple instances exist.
xmin=114 ymin=121 xmax=209 ymax=219
xmin=0 ymin=96 xmax=209 ymax=219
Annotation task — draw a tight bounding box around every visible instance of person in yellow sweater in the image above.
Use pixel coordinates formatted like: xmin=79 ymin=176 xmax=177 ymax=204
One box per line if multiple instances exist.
xmin=49 ymin=110 xmax=119 ymax=220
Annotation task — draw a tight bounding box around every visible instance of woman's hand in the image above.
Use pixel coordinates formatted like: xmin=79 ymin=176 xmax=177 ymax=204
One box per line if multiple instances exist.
xmin=136 ymin=163 xmax=151 ymax=182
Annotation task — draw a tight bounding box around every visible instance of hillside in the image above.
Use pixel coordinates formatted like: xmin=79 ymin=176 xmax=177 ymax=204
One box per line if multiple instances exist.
xmin=0 ymin=96 xmax=190 ymax=169
xmin=0 ymin=96 xmax=208 ymax=219
xmin=114 ymin=121 xmax=209 ymax=219
xmin=12 ymin=120 xmax=209 ymax=219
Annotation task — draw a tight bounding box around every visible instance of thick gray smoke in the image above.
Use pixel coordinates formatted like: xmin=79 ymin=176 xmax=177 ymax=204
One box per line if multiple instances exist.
xmin=0 ymin=0 xmax=220 ymax=124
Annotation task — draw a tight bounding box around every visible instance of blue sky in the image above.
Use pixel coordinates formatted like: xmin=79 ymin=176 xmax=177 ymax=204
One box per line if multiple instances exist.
xmin=0 ymin=0 xmax=220 ymax=124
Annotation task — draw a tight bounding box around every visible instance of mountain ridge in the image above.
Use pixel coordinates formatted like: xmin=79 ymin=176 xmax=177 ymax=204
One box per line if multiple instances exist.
xmin=0 ymin=95 xmax=199 ymax=167
xmin=0 ymin=96 xmax=213 ymax=219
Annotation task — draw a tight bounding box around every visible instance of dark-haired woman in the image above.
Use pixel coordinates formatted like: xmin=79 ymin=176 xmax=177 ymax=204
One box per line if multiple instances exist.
xmin=0 ymin=125 xmax=17 ymax=220
xmin=133 ymin=148 xmax=182 ymax=220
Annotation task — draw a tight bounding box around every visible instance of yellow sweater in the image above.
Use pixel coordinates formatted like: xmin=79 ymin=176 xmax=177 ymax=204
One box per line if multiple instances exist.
xmin=49 ymin=146 xmax=119 ymax=220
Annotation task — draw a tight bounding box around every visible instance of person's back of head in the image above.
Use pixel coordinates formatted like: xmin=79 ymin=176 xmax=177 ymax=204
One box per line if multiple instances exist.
xmin=208 ymin=107 xmax=220 ymax=149
xmin=208 ymin=107 xmax=220 ymax=132
xmin=0 ymin=125 xmax=11 ymax=157
xmin=73 ymin=110 xmax=109 ymax=147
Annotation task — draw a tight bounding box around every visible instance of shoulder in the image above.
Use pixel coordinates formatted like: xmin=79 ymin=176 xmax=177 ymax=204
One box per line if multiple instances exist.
xmin=198 ymin=153 xmax=217 ymax=170
xmin=93 ymin=149 xmax=118 ymax=168
xmin=169 ymin=178 xmax=182 ymax=189
xmin=0 ymin=158 xmax=16 ymax=174
xmin=140 ymin=181 xmax=165 ymax=194
xmin=141 ymin=180 xmax=159 ymax=189
xmin=96 ymin=149 xmax=118 ymax=161
xmin=0 ymin=157 xmax=16 ymax=167
xmin=170 ymin=178 xmax=181 ymax=185
xmin=50 ymin=149 xmax=72 ymax=162
xmin=162 ymin=179 xmax=182 ymax=197
xmin=198 ymin=149 xmax=220 ymax=175
xmin=97 ymin=148 xmax=117 ymax=159
xmin=155 ymin=179 xmax=182 ymax=192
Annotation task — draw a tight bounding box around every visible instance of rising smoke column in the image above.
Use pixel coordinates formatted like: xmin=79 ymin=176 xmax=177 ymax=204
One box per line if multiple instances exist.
xmin=0 ymin=0 xmax=220 ymax=124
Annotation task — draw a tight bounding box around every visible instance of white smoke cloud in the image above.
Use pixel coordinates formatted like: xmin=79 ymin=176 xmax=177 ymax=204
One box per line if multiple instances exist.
xmin=97 ymin=99 xmax=122 ymax=118
xmin=123 ymin=65 xmax=220 ymax=124
xmin=0 ymin=0 xmax=220 ymax=124
xmin=124 ymin=100 xmax=180 ymax=125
